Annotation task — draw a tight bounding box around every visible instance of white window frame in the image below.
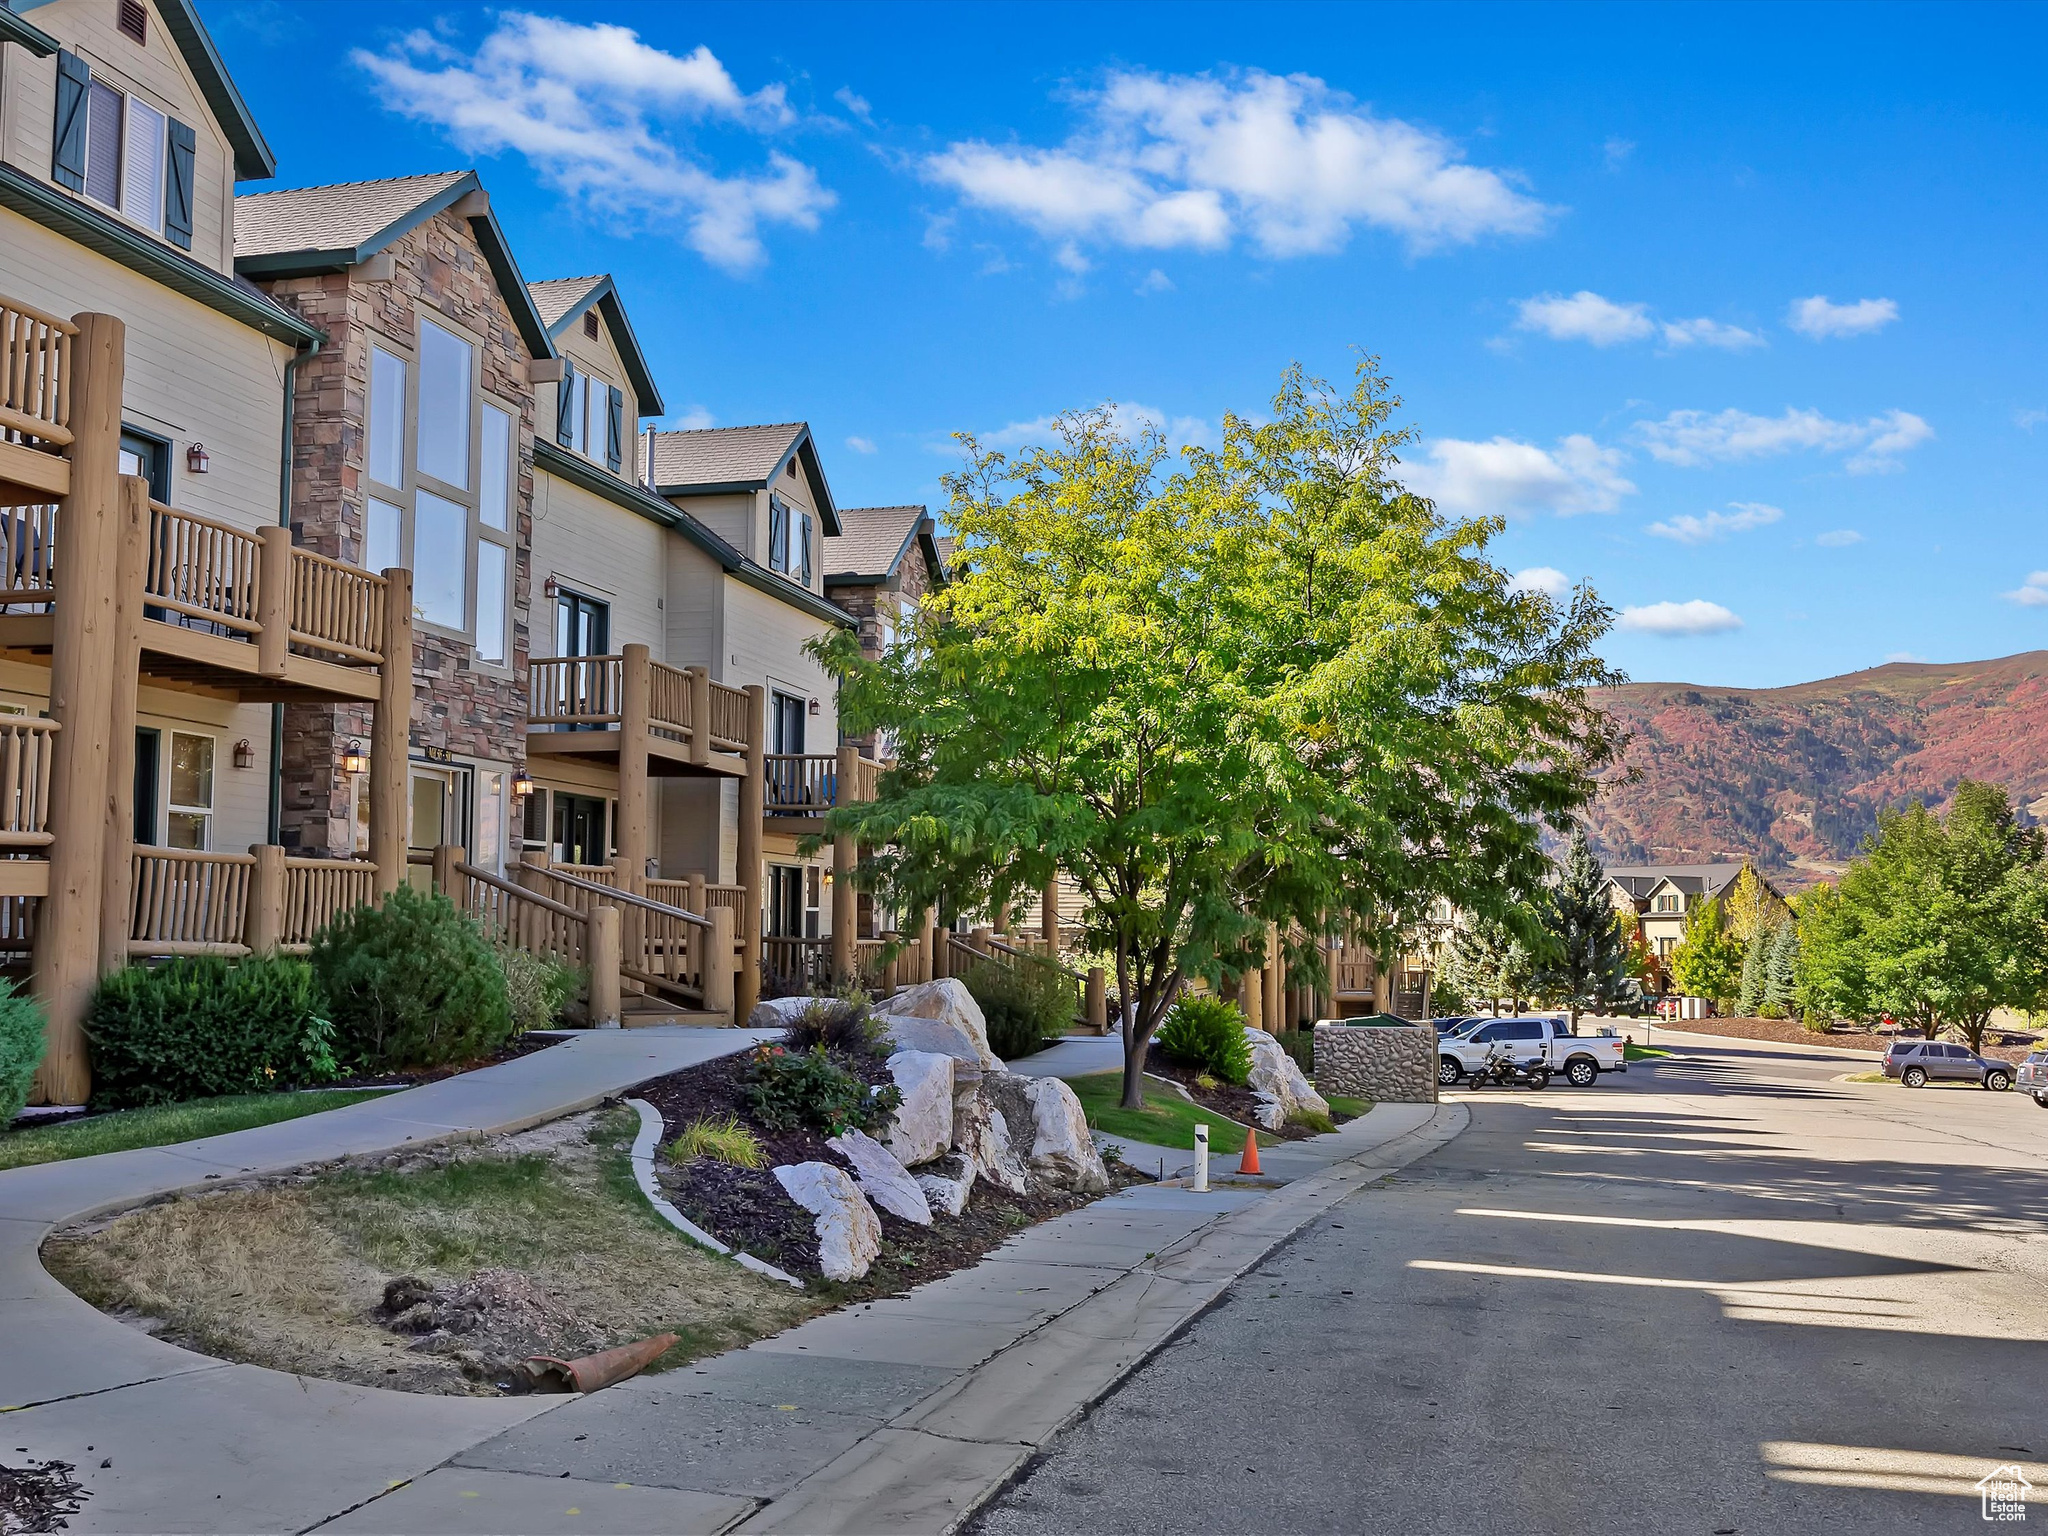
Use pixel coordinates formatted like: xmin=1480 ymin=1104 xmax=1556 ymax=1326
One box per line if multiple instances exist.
xmin=165 ymin=729 xmax=214 ymax=851
xmin=362 ymin=314 xmax=518 ymax=667
xmin=82 ymin=74 xmax=170 ymax=237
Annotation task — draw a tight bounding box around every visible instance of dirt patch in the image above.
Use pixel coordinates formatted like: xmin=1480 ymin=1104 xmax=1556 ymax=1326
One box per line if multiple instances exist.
xmin=41 ymin=1109 xmax=815 ymax=1397
xmin=1141 ymin=1048 xmax=1319 ymax=1139
xmin=0 ymin=1460 xmax=87 ymax=1534
xmin=1649 ymin=1014 xmax=2041 ymax=1063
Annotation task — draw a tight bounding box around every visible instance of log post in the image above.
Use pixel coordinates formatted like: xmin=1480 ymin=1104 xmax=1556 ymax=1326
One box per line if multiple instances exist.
xmin=1265 ymin=922 xmax=1284 ymax=1033
xmin=735 ymin=684 xmax=766 ymax=1018
xmin=432 ymin=843 xmax=465 ymax=907
xmin=1086 ymin=966 xmax=1108 ymax=1034
xmin=1041 ymin=877 xmax=1060 ymax=953
xmin=31 ymin=312 xmax=123 ymax=1107
xmin=704 ymin=905 xmax=735 ymax=1019
xmin=589 ymin=904 xmax=622 ymax=1027
xmin=1242 ymin=960 xmax=1263 ymax=1033
xmin=370 ymin=566 xmax=413 ymax=897
xmin=881 ymin=935 xmax=900 ymax=996
xmin=830 ymin=745 xmax=857 ymax=985
xmin=246 ymin=844 xmax=286 ymax=955
xmin=97 ymin=474 xmax=147 ymax=979
xmin=614 ymin=644 xmax=651 ymax=896
xmin=934 ymin=926 xmax=951 ymax=980
xmin=684 ymin=871 xmax=706 ymax=916
xmin=915 ymin=909 xmax=935 ymax=984
xmin=255 ymin=526 xmax=291 ymax=677
xmin=685 ymin=665 xmax=712 ymax=766
xmin=971 ymin=924 xmax=993 ymax=954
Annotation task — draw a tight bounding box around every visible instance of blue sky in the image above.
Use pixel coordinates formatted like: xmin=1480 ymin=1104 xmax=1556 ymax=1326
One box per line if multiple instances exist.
xmin=209 ymin=1 xmax=2048 ymax=688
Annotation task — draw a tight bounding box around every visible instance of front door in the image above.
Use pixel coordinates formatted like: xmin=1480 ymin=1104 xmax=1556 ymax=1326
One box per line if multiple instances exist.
xmin=770 ymin=690 xmax=805 ymax=756
xmin=552 ymin=793 xmax=608 ymax=868
xmin=408 ymin=764 xmax=472 ymax=857
xmin=766 ymin=864 xmax=804 ymax=938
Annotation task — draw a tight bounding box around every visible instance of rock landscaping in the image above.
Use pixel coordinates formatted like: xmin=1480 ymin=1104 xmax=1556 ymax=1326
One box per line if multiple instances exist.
xmin=1311 ymin=1020 xmax=1440 ymax=1105
xmin=1142 ymin=1024 xmax=1344 ymax=1138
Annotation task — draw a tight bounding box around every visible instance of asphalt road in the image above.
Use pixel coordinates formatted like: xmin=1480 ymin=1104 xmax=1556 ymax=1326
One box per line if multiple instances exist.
xmin=973 ymin=1038 xmax=2048 ymax=1535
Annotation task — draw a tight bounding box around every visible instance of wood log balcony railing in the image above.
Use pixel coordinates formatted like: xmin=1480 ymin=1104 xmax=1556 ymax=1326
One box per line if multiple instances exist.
xmin=763 ymin=751 xmax=881 ymax=818
xmin=762 ymin=935 xmax=830 ymax=993
xmin=528 ymin=654 xmax=752 ymax=763
xmin=520 ymin=862 xmax=721 ymax=1006
xmin=127 ymin=846 xmax=379 ymax=958
xmin=0 ymin=718 xmax=58 ymax=850
xmin=0 ymin=298 xmax=74 ymax=453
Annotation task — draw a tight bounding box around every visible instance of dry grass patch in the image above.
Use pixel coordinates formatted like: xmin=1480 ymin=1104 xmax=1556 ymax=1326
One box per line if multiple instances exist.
xmin=44 ymin=1109 xmax=816 ymax=1396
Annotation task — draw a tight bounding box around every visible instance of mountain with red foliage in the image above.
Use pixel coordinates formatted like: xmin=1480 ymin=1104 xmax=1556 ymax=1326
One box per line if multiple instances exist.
xmin=1583 ymin=651 xmax=2048 ymax=891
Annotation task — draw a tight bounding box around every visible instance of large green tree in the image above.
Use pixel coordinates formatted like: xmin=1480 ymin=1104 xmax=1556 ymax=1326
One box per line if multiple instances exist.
xmin=1536 ymin=827 xmax=1635 ymax=1025
xmin=816 ymin=362 xmax=1622 ymax=1107
xmin=1794 ymin=780 xmax=2048 ymax=1048
xmin=1669 ymin=894 xmax=1743 ymax=1007
xmin=1440 ymin=911 xmax=1545 ymax=1016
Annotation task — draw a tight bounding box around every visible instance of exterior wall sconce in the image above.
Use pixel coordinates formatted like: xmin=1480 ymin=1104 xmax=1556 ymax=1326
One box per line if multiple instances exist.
xmin=232 ymin=738 xmax=254 ymax=769
xmin=808 ymin=697 xmax=820 ymax=715
xmin=511 ymin=770 xmax=535 ymax=798
xmin=185 ymin=442 xmax=210 ymax=474
xmin=821 ymin=869 xmax=833 ymax=888
xmin=543 ymin=575 xmax=559 ymax=600
xmin=339 ymin=739 xmax=369 ymax=776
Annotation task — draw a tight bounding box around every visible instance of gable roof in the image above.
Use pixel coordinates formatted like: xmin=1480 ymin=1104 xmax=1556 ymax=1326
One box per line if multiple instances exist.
xmin=153 ymin=0 xmax=276 ymax=180
xmin=233 ymin=170 xmax=553 ymax=358
xmin=526 ymin=274 xmax=665 ymax=418
xmin=1603 ymin=862 xmax=1749 ymax=903
xmin=823 ymin=505 xmax=946 ymax=588
xmin=651 ymin=423 xmax=840 ymax=534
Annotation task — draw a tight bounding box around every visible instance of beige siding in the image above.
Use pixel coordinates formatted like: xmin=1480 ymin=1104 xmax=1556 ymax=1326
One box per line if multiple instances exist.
xmin=530 ymin=470 xmax=667 ymax=655
xmin=0 ymin=208 xmax=289 ymax=531
xmin=721 ymin=575 xmax=839 ymax=745
xmin=0 ymin=0 xmax=239 ymax=273
xmin=672 ymin=490 xmax=752 ymax=558
xmin=662 ymin=534 xmax=724 ymax=673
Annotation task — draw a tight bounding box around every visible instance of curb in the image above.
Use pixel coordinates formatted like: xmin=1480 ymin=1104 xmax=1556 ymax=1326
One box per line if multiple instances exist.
xmin=728 ymin=1100 xmax=1470 ymax=1535
xmin=624 ymin=1098 xmax=805 ymax=1290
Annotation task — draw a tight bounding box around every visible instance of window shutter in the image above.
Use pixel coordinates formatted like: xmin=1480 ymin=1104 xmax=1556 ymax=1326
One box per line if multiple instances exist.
xmin=165 ymin=119 xmax=195 ymax=249
xmin=555 ymin=358 xmax=575 ymax=447
xmin=799 ymin=512 xmax=813 ymax=586
xmin=605 ymin=386 xmax=623 ymax=473
xmin=52 ymin=52 xmax=89 ymax=192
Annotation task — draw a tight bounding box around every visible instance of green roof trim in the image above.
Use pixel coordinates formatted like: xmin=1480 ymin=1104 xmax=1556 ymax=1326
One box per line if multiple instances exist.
xmin=535 ymin=439 xmax=854 ymax=631
xmin=0 ymin=162 xmax=319 ymax=344
xmin=539 ymin=275 xmax=666 ymax=418
xmin=0 ymin=4 xmax=58 ymax=57
xmin=234 ymin=171 xmax=553 ymax=360
xmin=144 ymin=0 xmax=276 ymax=179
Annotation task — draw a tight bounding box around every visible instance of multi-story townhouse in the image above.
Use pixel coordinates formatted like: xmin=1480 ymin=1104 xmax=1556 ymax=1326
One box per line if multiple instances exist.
xmin=821 ymin=503 xmax=945 ymax=751
xmin=0 ymin=1 xmax=407 ymax=1103
xmin=1603 ymin=859 xmax=1762 ymax=992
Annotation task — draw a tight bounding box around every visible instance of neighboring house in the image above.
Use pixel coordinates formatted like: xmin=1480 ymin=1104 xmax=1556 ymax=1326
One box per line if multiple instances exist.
xmin=821 ymin=503 xmax=946 ymax=755
xmin=1604 ymin=861 xmax=1759 ymax=989
xmin=0 ymin=1 xmax=404 ymax=1104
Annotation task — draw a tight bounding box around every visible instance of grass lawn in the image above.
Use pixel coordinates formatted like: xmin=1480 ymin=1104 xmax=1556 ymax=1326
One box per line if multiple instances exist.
xmin=1065 ymin=1072 xmax=1248 ymax=1154
xmin=1324 ymin=1095 xmax=1372 ymax=1120
xmin=1844 ymin=1071 xmax=1894 ymax=1085
xmin=0 ymin=1090 xmax=395 ymax=1172
xmin=1624 ymin=1043 xmax=1670 ymax=1062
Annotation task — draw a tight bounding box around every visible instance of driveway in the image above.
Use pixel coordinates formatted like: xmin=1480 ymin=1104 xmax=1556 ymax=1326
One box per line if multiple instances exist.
xmin=975 ymin=1037 xmax=2048 ymax=1534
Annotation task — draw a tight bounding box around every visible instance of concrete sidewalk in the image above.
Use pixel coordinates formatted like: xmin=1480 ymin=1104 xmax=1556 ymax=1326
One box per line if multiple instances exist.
xmin=0 ymin=1027 xmax=773 ymax=1535
xmin=327 ymin=1100 xmax=1467 ymax=1536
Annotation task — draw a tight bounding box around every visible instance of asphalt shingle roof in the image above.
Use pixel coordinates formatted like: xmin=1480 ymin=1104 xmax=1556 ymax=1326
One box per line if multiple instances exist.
xmin=1604 ymin=862 xmax=1748 ymax=900
xmin=651 ymin=424 xmax=807 ymax=490
xmin=824 ymin=505 xmax=924 ymax=581
xmin=234 ymin=171 xmax=470 ymax=259
xmin=529 ymin=275 xmax=607 ymax=330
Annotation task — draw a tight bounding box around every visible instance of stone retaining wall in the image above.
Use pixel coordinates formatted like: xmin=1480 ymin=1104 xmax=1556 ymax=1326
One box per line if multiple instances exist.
xmin=1313 ymin=1021 xmax=1438 ymax=1104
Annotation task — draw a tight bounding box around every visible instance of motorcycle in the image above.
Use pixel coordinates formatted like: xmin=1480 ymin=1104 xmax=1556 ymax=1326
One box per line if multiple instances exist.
xmin=1468 ymin=1041 xmax=1551 ymax=1091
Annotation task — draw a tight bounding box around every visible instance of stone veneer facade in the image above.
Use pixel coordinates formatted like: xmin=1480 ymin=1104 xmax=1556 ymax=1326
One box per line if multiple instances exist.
xmin=1312 ymin=1021 xmax=1440 ymax=1104
xmin=255 ymin=209 xmax=538 ymax=857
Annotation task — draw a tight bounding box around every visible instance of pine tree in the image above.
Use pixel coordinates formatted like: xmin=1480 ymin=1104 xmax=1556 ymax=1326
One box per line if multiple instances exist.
xmin=1738 ymin=926 xmax=1768 ymax=1016
xmin=1761 ymin=917 xmax=1798 ymax=1017
xmin=1537 ymin=827 xmax=1636 ymax=1026
xmin=1441 ymin=913 xmax=1540 ymax=1015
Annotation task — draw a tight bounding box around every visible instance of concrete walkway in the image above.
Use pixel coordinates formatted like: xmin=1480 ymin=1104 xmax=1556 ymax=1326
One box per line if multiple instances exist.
xmin=0 ymin=1027 xmax=773 ymax=1535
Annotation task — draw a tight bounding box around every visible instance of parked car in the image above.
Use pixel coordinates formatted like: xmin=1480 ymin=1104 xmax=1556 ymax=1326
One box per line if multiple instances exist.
xmin=2011 ymin=1050 xmax=2048 ymax=1107
xmin=1433 ymin=1016 xmax=1483 ymax=1036
xmin=1881 ymin=1039 xmax=2012 ymax=1091
xmin=1439 ymin=1018 xmax=1626 ymax=1089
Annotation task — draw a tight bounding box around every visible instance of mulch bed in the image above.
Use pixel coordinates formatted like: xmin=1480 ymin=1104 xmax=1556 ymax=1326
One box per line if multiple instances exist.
xmin=1141 ymin=1046 xmax=1322 ymax=1139
xmin=1648 ymin=1014 xmax=2041 ymax=1064
xmin=634 ymin=1042 xmax=1150 ymax=1296
xmin=326 ymin=1031 xmax=560 ymax=1090
xmin=0 ymin=1459 xmax=87 ymax=1533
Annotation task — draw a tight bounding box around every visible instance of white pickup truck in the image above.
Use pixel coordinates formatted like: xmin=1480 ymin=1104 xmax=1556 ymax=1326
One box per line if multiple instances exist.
xmin=1438 ymin=1017 xmax=1627 ymax=1089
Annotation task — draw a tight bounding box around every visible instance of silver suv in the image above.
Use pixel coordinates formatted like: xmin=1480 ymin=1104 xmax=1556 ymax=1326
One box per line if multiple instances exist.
xmin=2016 ymin=1050 xmax=2048 ymax=1109
xmin=1882 ymin=1039 xmax=2012 ymax=1092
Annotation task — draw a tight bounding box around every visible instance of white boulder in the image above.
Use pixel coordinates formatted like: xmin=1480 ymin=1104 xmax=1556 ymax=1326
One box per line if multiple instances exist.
xmin=773 ymin=1162 xmax=882 ymax=1281
xmin=826 ymin=1128 xmax=933 ymax=1225
xmin=877 ymin=1014 xmax=986 ymax=1074
xmin=746 ymin=995 xmax=824 ymax=1031
xmin=951 ymin=1090 xmax=1028 ymax=1194
xmin=882 ymin=979 xmax=1000 ymax=1069
xmin=1245 ymin=1027 xmax=1332 ymax=1130
xmin=915 ymin=1153 xmax=977 ymax=1217
xmin=883 ymin=1050 xmax=955 ymax=1168
xmin=1018 ymin=1076 xmax=1109 ymax=1193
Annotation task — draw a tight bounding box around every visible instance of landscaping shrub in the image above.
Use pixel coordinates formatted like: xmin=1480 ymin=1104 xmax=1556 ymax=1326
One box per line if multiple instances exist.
xmin=495 ymin=942 xmax=579 ymax=1035
xmin=962 ymin=957 xmax=1073 ymax=1059
xmin=0 ymin=979 xmax=46 ymax=1125
xmin=782 ymin=996 xmax=885 ymax=1056
xmin=311 ymin=884 xmax=512 ymax=1071
xmin=1156 ymin=995 xmax=1253 ymax=1085
xmin=666 ymin=1114 xmax=764 ymax=1169
xmin=1286 ymin=1107 xmax=1336 ymax=1135
xmin=85 ymin=957 xmax=336 ymax=1110
xmin=743 ymin=1043 xmax=900 ymax=1136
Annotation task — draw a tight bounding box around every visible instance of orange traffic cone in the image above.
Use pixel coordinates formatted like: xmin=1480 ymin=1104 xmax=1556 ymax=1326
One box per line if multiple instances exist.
xmin=1238 ymin=1127 xmax=1262 ymax=1175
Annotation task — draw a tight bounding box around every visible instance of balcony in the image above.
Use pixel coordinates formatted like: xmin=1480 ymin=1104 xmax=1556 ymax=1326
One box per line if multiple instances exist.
xmin=0 ymin=295 xmax=75 ymax=505
xmin=763 ymin=749 xmax=880 ymax=835
xmin=527 ymin=649 xmax=752 ymax=777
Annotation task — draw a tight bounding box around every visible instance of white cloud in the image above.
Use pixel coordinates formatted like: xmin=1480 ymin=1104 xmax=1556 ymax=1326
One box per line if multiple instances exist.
xmin=923 ymin=68 xmax=1551 ymax=264
xmin=1885 ymin=651 xmax=1927 ymax=663
xmin=2006 ymin=572 xmax=2048 ymax=608
xmin=1617 ymin=599 xmax=1743 ymax=636
xmin=1644 ymin=501 xmax=1782 ymax=544
xmin=672 ymin=405 xmax=715 ymax=430
xmin=1510 ymin=566 xmax=1572 ymax=599
xmin=1515 ymin=291 xmax=1652 ymax=346
xmin=845 ymin=435 xmax=877 ymax=454
xmin=1136 ymin=268 xmax=1175 ymax=295
xmin=352 ymin=15 xmax=831 ymax=272
xmin=1513 ymin=291 xmax=1761 ymax=351
xmin=1787 ymin=295 xmax=1898 ymax=339
xmin=1403 ymin=433 xmax=1634 ymax=518
xmin=977 ymin=402 xmax=1212 ymax=453
xmin=1814 ymin=528 xmax=1863 ymax=547
xmin=834 ymin=86 xmax=872 ymax=124
xmin=1603 ymin=137 xmax=1634 ymax=170
xmin=1659 ymin=317 xmax=1765 ymax=350
xmin=1633 ymin=406 xmax=1931 ymax=473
